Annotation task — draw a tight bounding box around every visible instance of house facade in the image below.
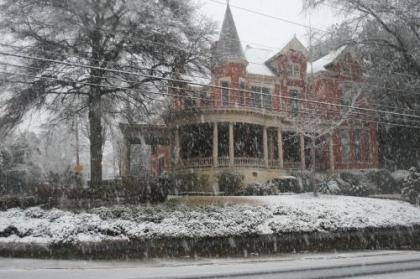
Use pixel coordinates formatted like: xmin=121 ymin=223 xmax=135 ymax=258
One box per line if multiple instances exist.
xmin=119 ymin=4 xmax=379 ymax=191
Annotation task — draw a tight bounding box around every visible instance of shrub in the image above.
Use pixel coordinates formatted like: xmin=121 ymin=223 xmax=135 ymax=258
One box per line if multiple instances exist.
xmin=171 ymin=172 xmax=200 ymax=193
xmin=122 ymin=175 xmax=168 ymax=203
xmin=47 ymin=168 xmax=84 ymax=189
xmin=365 ymin=169 xmax=398 ymax=194
xmin=244 ymin=182 xmax=278 ymax=196
xmin=290 ymin=171 xmax=315 ymax=192
xmin=148 ymin=176 xmax=170 ymax=203
xmin=218 ymin=171 xmax=244 ymax=195
xmin=344 ymin=183 xmax=370 ymax=197
xmin=66 ymin=175 xmax=169 ymax=204
xmin=33 ymin=183 xmax=64 ymax=206
xmin=319 ymin=180 xmax=341 ymax=195
xmin=271 ymin=177 xmax=301 ymax=193
xmin=339 ymin=172 xmax=361 ymax=186
xmin=401 ymin=167 xmax=420 ymax=203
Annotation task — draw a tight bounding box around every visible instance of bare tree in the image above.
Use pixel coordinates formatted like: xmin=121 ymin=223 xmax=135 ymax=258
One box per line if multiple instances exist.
xmin=0 ymin=0 xmax=215 ymax=186
xmin=304 ymin=0 xmax=420 ymax=169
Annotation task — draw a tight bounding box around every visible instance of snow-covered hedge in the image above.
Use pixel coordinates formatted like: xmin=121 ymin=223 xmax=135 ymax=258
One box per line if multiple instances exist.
xmin=1 ymin=194 xmax=420 ymax=245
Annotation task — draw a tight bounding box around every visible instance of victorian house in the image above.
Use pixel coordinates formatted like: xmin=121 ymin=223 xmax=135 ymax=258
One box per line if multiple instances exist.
xmin=119 ymin=4 xmax=379 ymax=191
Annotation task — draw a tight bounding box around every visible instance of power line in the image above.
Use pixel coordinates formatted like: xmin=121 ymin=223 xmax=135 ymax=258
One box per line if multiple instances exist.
xmin=2 ymin=40 xmax=419 ymax=98
xmin=4 ymin=67 xmax=420 ymax=130
xmin=206 ymin=0 xmax=328 ymax=33
xmin=1 ymin=50 xmax=420 ymax=121
xmin=1 ymin=39 xmax=419 ymax=94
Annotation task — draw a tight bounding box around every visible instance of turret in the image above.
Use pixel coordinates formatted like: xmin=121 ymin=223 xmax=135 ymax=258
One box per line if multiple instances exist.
xmin=212 ymin=3 xmax=248 ymax=107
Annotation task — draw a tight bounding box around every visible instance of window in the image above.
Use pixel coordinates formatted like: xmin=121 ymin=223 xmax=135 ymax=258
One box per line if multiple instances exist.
xmin=184 ymin=96 xmax=194 ymax=109
xmin=158 ymin=157 xmax=165 ymax=175
xmin=239 ymin=82 xmax=245 ymax=106
xmin=341 ymin=130 xmax=351 ymax=162
xmin=289 ymin=89 xmax=300 ymax=116
xmin=262 ymin=87 xmax=272 ymax=110
xmin=251 ymin=86 xmax=262 ymax=108
xmin=340 ymin=84 xmax=353 ymax=112
xmin=151 ymin=145 xmax=157 ymax=155
xmin=251 ymin=86 xmax=271 ymax=109
xmin=221 ymin=81 xmax=229 ymax=106
xmin=286 ymin=63 xmax=301 ymax=78
xmin=362 ymin=130 xmax=370 ymax=162
xmin=354 ymin=129 xmax=362 ymax=161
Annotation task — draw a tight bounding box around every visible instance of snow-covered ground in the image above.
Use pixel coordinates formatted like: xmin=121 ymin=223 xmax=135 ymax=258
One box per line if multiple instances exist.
xmin=1 ymin=194 xmax=420 ymax=245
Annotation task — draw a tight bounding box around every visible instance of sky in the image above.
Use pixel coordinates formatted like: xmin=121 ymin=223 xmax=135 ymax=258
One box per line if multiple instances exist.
xmin=198 ymin=0 xmax=343 ymax=51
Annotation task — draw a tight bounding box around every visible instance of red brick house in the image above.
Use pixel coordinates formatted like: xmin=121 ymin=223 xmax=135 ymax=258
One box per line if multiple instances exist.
xmin=120 ymin=3 xmax=379 ymax=190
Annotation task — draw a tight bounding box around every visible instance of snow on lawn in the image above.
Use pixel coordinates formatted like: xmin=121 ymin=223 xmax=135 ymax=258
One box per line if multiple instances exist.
xmin=1 ymin=194 xmax=420 ymax=245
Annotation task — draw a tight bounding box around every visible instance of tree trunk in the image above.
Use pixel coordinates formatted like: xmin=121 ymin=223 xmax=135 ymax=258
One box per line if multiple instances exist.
xmin=89 ymin=92 xmax=103 ymax=187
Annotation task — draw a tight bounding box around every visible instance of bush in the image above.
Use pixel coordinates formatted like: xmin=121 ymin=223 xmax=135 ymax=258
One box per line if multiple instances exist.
xmin=33 ymin=183 xmax=65 ymax=206
xmin=244 ymin=183 xmax=278 ymax=196
xmin=66 ymin=175 xmax=169 ymax=204
xmin=218 ymin=171 xmax=244 ymax=195
xmin=170 ymin=172 xmax=200 ymax=194
xmin=335 ymin=172 xmax=371 ymax=197
xmin=319 ymin=180 xmax=341 ymax=195
xmin=271 ymin=177 xmax=301 ymax=193
xmin=290 ymin=171 xmax=314 ymax=192
xmin=122 ymin=175 xmax=169 ymax=203
xmin=401 ymin=167 xmax=420 ymax=203
xmin=344 ymin=183 xmax=370 ymax=197
xmin=365 ymin=169 xmax=398 ymax=194
xmin=47 ymin=168 xmax=84 ymax=189
xmin=339 ymin=172 xmax=361 ymax=186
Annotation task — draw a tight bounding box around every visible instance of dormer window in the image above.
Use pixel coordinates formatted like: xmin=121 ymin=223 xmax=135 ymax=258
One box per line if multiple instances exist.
xmin=286 ymin=63 xmax=301 ymax=78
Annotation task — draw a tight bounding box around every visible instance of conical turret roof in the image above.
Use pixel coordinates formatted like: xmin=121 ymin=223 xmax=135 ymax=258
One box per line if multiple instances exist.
xmin=213 ymin=3 xmax=247 ymax=66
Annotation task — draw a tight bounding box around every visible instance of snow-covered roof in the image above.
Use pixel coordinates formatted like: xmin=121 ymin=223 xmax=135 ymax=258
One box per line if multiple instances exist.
xmin=308 ymin=45 xmax=347 ymax=74
xmin=267 ymin=36 xmax=308 ymax=62
xmin=244 ymin=45 xmax=275 ymax=76
xmin=213 ymin=4 xmax=247 ymax=66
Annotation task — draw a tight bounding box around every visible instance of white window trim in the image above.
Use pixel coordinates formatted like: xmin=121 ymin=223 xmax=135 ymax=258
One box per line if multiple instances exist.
xmin=286 ymin=63 xmax=302 ymax=80
xmin=288 ymin=87 xmax=301 ymax=114
xmin=238 ymin=78 xmax=247 ymax=107
xmin=219 ymin=77 xmax=231 ymax=106
xmin=250 ymin=83 xmax=274 ymax=109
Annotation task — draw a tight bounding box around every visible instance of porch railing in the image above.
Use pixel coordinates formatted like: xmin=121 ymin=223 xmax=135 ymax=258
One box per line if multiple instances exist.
xmin=177 ymin=157 xmax=304 ymax=170
xmin=178 ymin=158 xmax=213 ymax=169
xmin=218 ymin=157 xmax=230 ymax=167
xmin=234 ymin=157 xmax=265 ymax=168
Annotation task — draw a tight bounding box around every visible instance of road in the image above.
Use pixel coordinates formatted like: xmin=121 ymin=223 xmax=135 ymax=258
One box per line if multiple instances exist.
xmin=1 ymin=251 xmax=420 ymax=279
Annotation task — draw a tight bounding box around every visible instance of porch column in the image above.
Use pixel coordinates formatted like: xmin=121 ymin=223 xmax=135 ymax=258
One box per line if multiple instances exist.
xmin=263 ymin=126 xmax=269 ymax=168
xmin=277 ymin=128 xmax=284 ymax=168
xmin=300 ymin=133 xmax=306 ymax=170
xmin=329 ymin=133 xmax=335 ymax=173
xmin=174 ymin=127 xmax=180 ymax=165
xmin=229 ymin=122 xmax=234 ymax=166
xmin=121 ymin=138 xmax=131 ymax=177
xmin=213 ymin=122 xmax=218 ymax=167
